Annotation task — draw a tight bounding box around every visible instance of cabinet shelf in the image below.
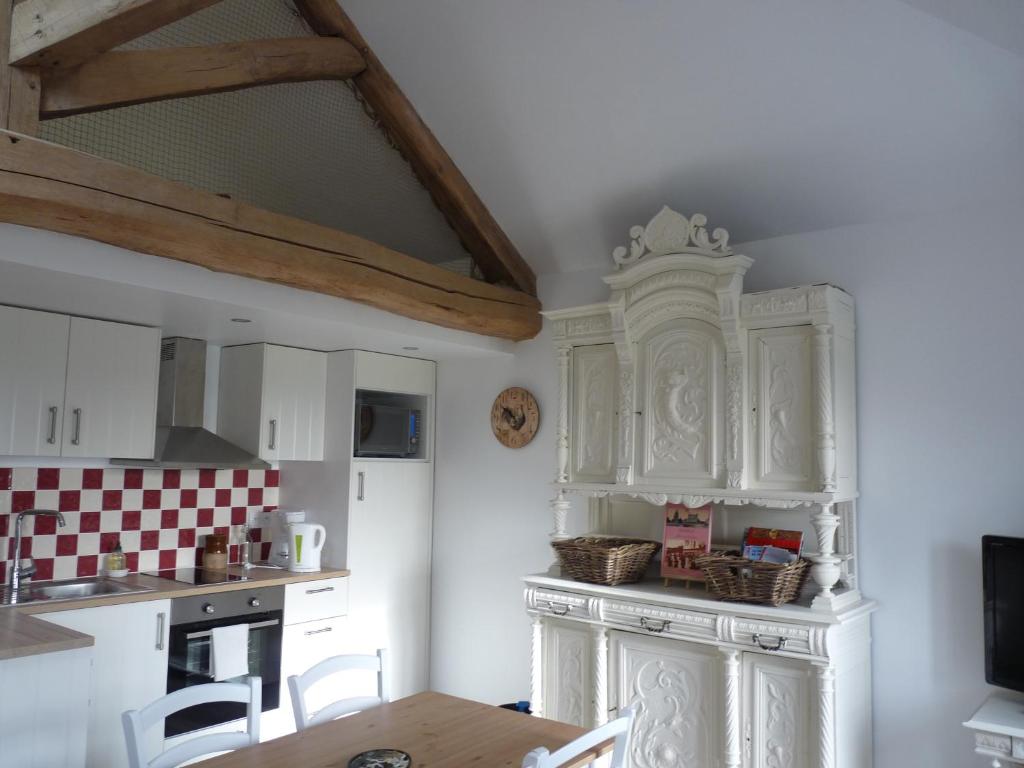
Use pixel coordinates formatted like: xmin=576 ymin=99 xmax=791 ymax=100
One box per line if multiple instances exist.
xmin=555 ymin=481 xmax=856 ymax=510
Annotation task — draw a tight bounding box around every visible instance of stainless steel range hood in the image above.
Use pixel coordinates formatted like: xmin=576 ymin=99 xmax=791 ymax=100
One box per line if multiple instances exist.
xmin=112 ymin=337 xmax=269 ymax=469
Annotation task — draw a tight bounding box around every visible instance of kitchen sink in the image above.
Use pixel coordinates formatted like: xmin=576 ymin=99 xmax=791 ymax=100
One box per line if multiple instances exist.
xmin=2 ymin=577 xmax=154 ymax=605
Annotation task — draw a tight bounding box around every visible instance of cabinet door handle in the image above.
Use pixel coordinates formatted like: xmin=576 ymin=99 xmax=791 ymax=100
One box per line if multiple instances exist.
xmin=155 ymin=612 xmax=166 ymax=651
xmin=752 ymin=633 xmax=787 ymax=652
xmin=357 ymin=471 xmax=365 ymax=501
xmin=268 ymin=419 xmax=277 ymax=450
xmin=640 ymin=617 xmax=669 ymax=633
xmin=305 ymin=585 xmax=335 ymax=595
xmin=71 ymin=408 xmax=82 ymax=446
xmin=46 ymin=406 xmax=58 ymax=445
xmin=304 ymin=626 xmax=333 ymax=637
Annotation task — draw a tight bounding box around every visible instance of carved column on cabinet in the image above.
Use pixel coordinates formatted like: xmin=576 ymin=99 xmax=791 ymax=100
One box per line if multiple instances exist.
xmin=809 ymin=503 xmax=844 ymax=610
xmin=531 ymin=616 xmax=545 ymax=718
xmin=616 ymin=364 xmax=635 ymax=485
xmin=550 ymin=490 xmax=571 ymax=542
xmin=720 ymin=648 xmax=742 ymax=768
xmin=591 ymin=625 xmax=609 ymax=727
xmin=815 ymin=664 xmax=837 ymax=768
xmin=812 ymin=324 xmax=837 ymax=492
xmin=556 ymin=344 xmax=572 ymax=483
xmin=725 ymin=353 xmax=744 ymax=488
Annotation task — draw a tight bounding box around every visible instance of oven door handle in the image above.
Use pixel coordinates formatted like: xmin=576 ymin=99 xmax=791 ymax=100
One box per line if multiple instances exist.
xmin=183 ymin=618 xmax=280 ymax=641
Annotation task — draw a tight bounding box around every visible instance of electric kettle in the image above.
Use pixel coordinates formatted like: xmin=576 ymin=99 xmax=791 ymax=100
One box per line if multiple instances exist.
xmin=287 ymin=522 xmax=326 ymax=572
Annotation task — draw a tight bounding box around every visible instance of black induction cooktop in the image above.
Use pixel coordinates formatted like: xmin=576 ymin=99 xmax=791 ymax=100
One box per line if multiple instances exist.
xmin=144 ymin=568 xmax=248 ymax=585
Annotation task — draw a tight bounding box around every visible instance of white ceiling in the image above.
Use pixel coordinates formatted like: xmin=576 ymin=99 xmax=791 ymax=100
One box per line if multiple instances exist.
xmin=341 ymin=0 xmax=1024 ymax=275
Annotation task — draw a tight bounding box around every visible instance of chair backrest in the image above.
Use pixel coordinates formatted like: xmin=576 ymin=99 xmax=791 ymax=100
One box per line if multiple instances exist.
xmin=122 ymin=678 xmax=261 ymax=768
xmin=522 ymin=705 xmax=636 ymax=768
xmin=287 ymin=648 xmax=389 ymax=730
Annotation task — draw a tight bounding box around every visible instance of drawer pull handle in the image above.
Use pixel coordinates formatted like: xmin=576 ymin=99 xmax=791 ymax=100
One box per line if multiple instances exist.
xmin=640 ymin=617 xmax=669 ymax=633
xmin=305 ymin=586 xmax=335 ymax=595
xmin=549 ymin=602 xmax=570 ymax=616
xmin=304 ymin=627 xmax=333 ymax=636
xmin=752 ymin=633 xmax=787 ymax=652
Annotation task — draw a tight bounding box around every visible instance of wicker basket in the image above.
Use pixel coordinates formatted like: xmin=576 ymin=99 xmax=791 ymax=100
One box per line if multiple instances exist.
xmin=552 ymin=537 xmax=661 ymax=586
xmin=695 ymin=553 xmax=809 ymax=606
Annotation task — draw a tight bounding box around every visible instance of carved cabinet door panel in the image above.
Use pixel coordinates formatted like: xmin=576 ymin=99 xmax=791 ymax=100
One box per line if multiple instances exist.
xmin=610 ymin=631 xmax=722 ymax=768
xmin=543 ymin=619 xmax=593 ymax=728
xmin=742 ymin=653 xmax=814 ymax=768
xmin=571 ymin=344 xmax=619 ymax=483
xmin=748 ymin=326 xmax=813 ymax=490
xmin=636 ymin=319 xmax=725 ymax=487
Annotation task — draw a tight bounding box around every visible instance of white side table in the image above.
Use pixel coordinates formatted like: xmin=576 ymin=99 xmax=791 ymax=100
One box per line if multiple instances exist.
xmin=965 ymin=694 xmax=1024 ymax=767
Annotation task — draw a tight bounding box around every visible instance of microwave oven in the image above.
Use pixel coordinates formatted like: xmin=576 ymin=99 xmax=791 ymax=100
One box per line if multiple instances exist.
xmin=355 ymin=403 xmax=421 ymax=458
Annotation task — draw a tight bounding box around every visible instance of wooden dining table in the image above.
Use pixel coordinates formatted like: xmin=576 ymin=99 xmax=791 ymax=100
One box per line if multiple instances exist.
xmin=193 ymin=691 xmax=612 ymax=767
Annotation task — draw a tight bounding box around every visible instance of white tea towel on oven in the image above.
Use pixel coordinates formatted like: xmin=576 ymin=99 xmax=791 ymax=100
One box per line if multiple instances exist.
xmin=211 ymin=623 xmax=250 ymax=681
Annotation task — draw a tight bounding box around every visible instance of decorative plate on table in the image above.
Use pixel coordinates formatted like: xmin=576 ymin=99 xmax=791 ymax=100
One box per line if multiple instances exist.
xmin=347 ymin=749 xmax=412 ymax=768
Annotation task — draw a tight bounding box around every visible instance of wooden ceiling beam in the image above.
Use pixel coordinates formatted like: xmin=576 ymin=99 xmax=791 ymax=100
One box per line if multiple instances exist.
xmin=0 ymin=131 xmax=542 ymax=341
xmin=39 ymin=37 xmax=366 ymax=119
xmin=294 ymin=0 xmax=538 ymax=297
xmin=10 ymin=0 xmax=226 ymax=70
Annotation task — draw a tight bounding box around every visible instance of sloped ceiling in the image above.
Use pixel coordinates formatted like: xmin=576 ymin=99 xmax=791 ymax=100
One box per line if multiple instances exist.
xmin=341 ymin=0 xmax=1024 ymax=274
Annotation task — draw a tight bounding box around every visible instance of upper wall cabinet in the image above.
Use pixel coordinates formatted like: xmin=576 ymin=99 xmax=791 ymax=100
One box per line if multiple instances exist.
xmin=218 ymin=343 xmax=327 ymax=462
xmin=0 ymin=306 xmax=160 ymax=459
xmin=545 ymin=206 xmax=856 ymax=499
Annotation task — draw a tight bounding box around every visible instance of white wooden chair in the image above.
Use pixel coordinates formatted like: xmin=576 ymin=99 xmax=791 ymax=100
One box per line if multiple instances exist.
xmin=521 ymin=705 xmax=636 ymax=768
xmin=287 ymin=648 xmax=389 ymax=731
xmin=122 ymin=678 xmax=261 ymax=768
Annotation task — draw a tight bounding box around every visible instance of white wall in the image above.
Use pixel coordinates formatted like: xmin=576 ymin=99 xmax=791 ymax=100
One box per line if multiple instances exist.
xmin=430 ymin=202 xmax=1024 ymax=766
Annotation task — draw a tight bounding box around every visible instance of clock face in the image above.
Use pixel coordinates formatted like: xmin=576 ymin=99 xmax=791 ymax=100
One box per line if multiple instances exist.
xmin=490 ymin=387 xmax=540 ymax=448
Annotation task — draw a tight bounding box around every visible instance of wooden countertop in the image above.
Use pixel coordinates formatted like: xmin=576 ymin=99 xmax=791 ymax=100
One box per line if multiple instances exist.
xmin=0 ymin=566 xmax=349 ymax=661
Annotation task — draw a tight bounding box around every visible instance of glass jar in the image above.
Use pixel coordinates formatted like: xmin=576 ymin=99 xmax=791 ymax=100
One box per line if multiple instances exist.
xmin=203 ymin=533 xmax=228 ymax=570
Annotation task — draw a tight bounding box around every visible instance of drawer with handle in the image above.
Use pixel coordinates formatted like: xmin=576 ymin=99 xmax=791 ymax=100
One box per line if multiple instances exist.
xmin=603 ymin=599 xmax=718 ymax=644
xmin=284 ymin=576 xmax=349 ymax=626
xmin=526 ymin=587 xmax=595 ymax=621
xmin=730 ymin=616 xmax=822 ymax=657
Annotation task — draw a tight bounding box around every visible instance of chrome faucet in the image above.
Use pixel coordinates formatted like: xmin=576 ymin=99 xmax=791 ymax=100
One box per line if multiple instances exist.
xmin=9 ymin=509 xmax=65 ymax=596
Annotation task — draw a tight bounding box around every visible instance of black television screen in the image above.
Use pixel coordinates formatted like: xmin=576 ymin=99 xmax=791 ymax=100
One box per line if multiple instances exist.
xmin=983 ymin=535 xmax=1024 ymax=692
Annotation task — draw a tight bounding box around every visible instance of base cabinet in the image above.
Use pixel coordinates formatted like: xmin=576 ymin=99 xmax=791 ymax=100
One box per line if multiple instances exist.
xmin=38 ymin=600 xmax=170 ymax=768
xmin=526 ymin=578 xmax=873 ymax=768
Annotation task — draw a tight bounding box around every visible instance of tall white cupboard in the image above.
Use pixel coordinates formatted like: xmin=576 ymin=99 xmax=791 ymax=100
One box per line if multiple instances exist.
xmin=281 ymin=351 xmax=434 ymax=703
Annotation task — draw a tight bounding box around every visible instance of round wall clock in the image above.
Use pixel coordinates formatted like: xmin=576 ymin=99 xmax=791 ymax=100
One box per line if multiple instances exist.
xmin=490 ymin=387 xmax=540 ymax=448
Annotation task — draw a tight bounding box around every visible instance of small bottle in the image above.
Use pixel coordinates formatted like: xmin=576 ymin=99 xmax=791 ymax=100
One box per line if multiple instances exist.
xmin=106 ymin=541 xmax=126 ymax=575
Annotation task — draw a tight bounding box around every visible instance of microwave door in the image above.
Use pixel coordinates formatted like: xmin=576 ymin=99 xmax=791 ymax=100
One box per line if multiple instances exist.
xmin=359 ymin=405 xmax=408 ymax=457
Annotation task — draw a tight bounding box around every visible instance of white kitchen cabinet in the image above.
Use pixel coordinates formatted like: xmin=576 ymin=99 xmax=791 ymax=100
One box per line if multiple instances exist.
xmin=743 ymin=651 xmax=815 ymax=768
xmin=542 ymin=618 xmax=593 ymax=727
xmin=348 ymin=459 xmax=432 ymax=699
xmin=0 ymin=305 xmax=70 ymax=456
xmin=62 ymin=317 xmax=161 ymax=459
xmin=636 ymin=318 xmax=725 ymax=487
xmin=0 ymin=307 xmax=159 ymax=459
xmin=570 ymin=344 xmax=618 ymax=484
xmin=39 ymin=599 xmax=171 ymax=768
xmin=218 ymin=343 xmax=327 ymax=462
xmin=748 ymin=326 xmax=814 ymax=491
xmin=0 ymin=646 xmax=91 ymax=768
xmin=611 ymin=630 xmax=723 ymax=768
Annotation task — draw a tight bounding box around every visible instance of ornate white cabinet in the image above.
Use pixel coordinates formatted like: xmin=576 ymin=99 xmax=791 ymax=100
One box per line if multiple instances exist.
xmin=525 ymin=577 xmax=874 ymax=768
xmin=528 ymin=206 xmax=873 ymax=766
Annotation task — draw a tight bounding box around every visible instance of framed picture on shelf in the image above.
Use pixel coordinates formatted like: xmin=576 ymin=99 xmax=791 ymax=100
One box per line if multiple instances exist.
xmin=661 ymin=503 xmax=713 ymax=584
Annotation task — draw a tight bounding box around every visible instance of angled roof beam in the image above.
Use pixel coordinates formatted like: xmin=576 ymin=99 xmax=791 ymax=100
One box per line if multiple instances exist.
xmin=294 ymin=0 xmax=538 ymax=296
xmin=10 ymin=0 xmax=226 ymax=70
xmin=39 ymin=37 xmax=366 ymax=119
xmin=0 ymin=131 xmax=542 ymax=341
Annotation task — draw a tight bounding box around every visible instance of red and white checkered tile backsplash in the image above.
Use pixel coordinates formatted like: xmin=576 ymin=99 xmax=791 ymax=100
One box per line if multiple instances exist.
xmin=0 ymin=467 xmax=279 ymax=582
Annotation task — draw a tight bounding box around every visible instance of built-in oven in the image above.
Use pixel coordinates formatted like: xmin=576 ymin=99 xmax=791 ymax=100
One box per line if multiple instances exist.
xmin=165 ymin=586 xmax=283 ymax=737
